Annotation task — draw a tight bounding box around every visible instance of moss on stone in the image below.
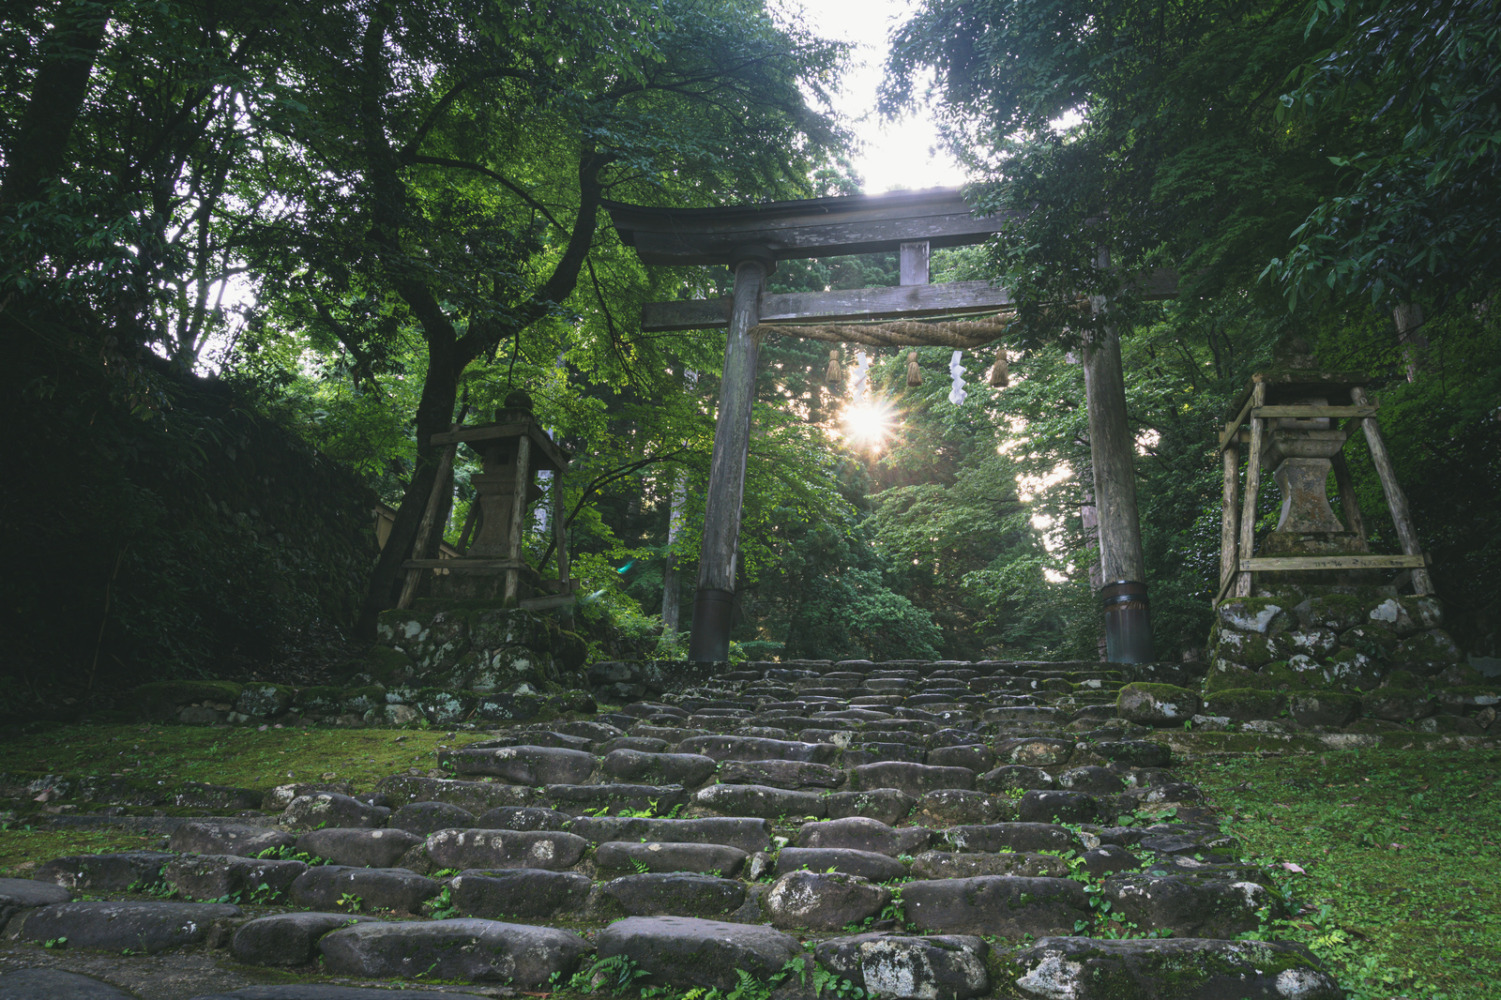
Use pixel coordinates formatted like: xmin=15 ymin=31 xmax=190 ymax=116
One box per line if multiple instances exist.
xmin=133 ymin=680 xmax=244 ymax=720
xmin=1258 ymin=660 xmax=1318 ymax=692
xmin=365 ymin=645 xmax=414 ymax=686
xmin=341 ymin=685 xmax=386 ymax=714
xmin=1203 ymin=687 xmax=1288 ymax=722
xmin=1203 ymin=661 xmax=1276 ymax=694
xmin=294 ymin=685 xmax=344 ymax=712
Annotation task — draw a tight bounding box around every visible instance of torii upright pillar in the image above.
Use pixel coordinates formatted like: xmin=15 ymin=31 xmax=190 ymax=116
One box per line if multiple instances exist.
xmin=688 ymin=247 xmax=772 ymax=662
xmin=1082 ymin=314 xmax=1154 ymax=662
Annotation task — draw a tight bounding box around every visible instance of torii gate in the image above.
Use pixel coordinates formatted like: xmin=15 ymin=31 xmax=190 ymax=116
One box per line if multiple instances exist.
xmin=605 ymin=189 xmax=1175 ymax=664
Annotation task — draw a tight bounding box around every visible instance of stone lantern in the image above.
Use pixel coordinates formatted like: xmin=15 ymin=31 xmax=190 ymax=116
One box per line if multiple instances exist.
xmin=1215 ymin=345 xmax=1432 ymax=600
xmin=404 ymin=391 xmax=573 ymax=607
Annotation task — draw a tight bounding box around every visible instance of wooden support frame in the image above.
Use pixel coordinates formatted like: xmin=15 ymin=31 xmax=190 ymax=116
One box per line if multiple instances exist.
xmin=1217 ymin=380 xmax=1433 ymax=601
xmin=1233 ymin=383 xmax=1267 ymax=598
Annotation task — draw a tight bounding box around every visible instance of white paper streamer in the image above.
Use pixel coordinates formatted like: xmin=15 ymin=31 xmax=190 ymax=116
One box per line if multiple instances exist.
xmin=948 ymin=350 xmax=967 ymax=406
xmin=852 ymin=350 xmax=871 ymax=403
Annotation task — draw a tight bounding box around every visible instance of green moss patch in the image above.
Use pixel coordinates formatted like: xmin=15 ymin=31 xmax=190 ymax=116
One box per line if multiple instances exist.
xmin=1186 ymin=746 xmax=1501 ymax=1000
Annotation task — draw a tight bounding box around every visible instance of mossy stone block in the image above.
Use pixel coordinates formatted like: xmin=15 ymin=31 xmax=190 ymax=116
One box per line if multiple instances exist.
xmin=234 ymin=682 xmax=294 ymax=718
xmin=134 ymin=680 xmax=244 ymax=721
xmin=1116 ymin=683 xmax=1202 ymax=726
xmin=1203 ymin=688 xmax=1288 ymax=723
xmin=1288 ymin=692 xmax=1362 ymax=728
xmin=365 ymin=645 xmax=415 ymax=686
xmin=1213 ymin=629 xmax=1283 ymax=669
xmin=1320 ymin=649 xmax=1385 ymax=692
xmin=1361 ymin=687 xmax=1437 ymax=723
xmin=1215 ymin=598 xmax=1288 ymax=635
xmin=1294 ymin=594 xmax=1368 ymax=633
xmin=342 ymin=685 xmax=387 ymax=714
xmin=1258 ymin=660 xmax=1319 ymax=692
xmin=1203 ymin=661 xmax=1275 ymax=694
xmin=295 ymin=685 xmax=344 ymax=713
xmin=415 ymin=688 xmax=477 ymax=726
xmin=1391 ymin=629 xmax=1462 ymax=675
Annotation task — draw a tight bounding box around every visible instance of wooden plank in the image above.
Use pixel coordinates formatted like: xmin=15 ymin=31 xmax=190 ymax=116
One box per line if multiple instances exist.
xmin=397 ymin=437 xmax=458 ymax=609
xmin=643 ymin=270 xmax=1180 ymax=333
xmin=639 ymin=297 xmax=733 ymax=332
xmin=1330 ymin=451 xmax=1367 ymax=540
xmin=605 ymin=189 xmax=1016 ymax=266
xmin=1351 ymin=386 xmax=1434 ymax=594
xmin=431 ymin=421 xmax=569 ymax=472
xmin=1251 ymin=405 xmax=1377 ymax=419
xmin=900 ymin=241 xmax=930 ymax=285
xmin=1217 ymin=392 xmax=1258 ymax=451
xmin=1220 ymin=442 xmax=1239 ymax=597
xmin=554 ymin=472 xmax=569 ymax=586
xmin=642 ymin=281 xmax=1011 ymax=332
xmin=1234 ymin=384 xmax=1267 ymax=597
xmin=504 ymin=435 xmax=532 ymax=604
xmin=1240 ymin=555 xmax=1429 ymax=571
xmin=402 ymin=558 xmax=530 ymax=571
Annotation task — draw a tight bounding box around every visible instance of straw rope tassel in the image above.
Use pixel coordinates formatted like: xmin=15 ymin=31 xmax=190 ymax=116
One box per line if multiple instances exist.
xmin=989 ymin=346 xmax=1010 ymax=387
xmin=825 ymin=349 xmax=842 ymax=386
xmin=906 ymin=351 xmax=922 ymax=387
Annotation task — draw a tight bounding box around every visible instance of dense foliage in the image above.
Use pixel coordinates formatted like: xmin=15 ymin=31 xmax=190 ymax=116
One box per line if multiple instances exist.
xmin=2 ymin=0 xmax=1499 ymax=702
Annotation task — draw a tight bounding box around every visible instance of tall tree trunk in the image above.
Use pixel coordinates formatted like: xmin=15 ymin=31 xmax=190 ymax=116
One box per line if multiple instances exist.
xmin=0 ymin=2 xmax=112 ymax=212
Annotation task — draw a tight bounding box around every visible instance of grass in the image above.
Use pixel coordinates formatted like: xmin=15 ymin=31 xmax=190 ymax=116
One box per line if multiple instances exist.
xmin=1186 ymin=745 xmax=1501 ymax=1000
xmin=1 ymin=722 xmax=474 ymax=790
xmin=0 ymin=825 xmax=169 ymax=878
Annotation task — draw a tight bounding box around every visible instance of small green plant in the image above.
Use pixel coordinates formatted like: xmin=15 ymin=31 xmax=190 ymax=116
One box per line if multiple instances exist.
xmin=336 ymin=892 xmax=363 ymax=912
xmin=42 ymin=936 xmax=66 ymax=949
xmin=630 ymin=858 xmax=651 ymax=874
xmin=427 ymin=885 xmax=458 ymax=920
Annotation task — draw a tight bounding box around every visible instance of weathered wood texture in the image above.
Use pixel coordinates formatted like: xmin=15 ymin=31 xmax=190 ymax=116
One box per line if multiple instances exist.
xmin=397 ymin=438 xmax=458 ymax=610
xmin=402 ymin=558 xmax=531 ymax=571
xmin=1234 ymin=383 xmax=1267 ymax=597
xmin=1240 ymin=555 xmax=1428 ymax=571
xmin=1251 ymin=405 xmax=1377 ymax=419
xmin=661 ymin=474 xmax=687 ymax=634
xmin=1351 ymin=386 xmax=1434 ymax=594
xmin=605 ymin=189 xmax=1016 ymax=266
xmin=696 ymin=257 xmax=766 ymax=594
xmin=642 ymin=271 xmax=1181 ymax=332
xmin=1220 ymin=443 xmax=1239 ymax=596
xmin=1082 ymin=322 xmax=1146 ymax=586
xmin=642 ymin=281 xmax=1014 ymax=332
xmin=900 ymin=241 xmax=930 ymax=285
xmin=504 ymin=435 xmax=532 ymax=604
xmin=1330 ymin=452 xmax=1367 ymax=540
xmin=554 ymin=474 xmax=570 ymax=587
xmin=430 ymin=420 xmax=569 ymax=471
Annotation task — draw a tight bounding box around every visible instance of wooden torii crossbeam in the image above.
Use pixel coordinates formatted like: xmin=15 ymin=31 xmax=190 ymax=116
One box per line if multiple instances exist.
xmin=605 ymin=188 xmax=1176 ymax=663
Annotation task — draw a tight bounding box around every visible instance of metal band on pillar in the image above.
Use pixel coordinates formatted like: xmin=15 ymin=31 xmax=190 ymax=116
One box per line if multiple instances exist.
xmin=688 ymin=245 xmax=775 ymax=662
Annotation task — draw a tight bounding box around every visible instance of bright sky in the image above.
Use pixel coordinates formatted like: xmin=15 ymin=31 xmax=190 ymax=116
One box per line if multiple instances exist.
xmin=777 ymin=0 xmax=970 ymax=193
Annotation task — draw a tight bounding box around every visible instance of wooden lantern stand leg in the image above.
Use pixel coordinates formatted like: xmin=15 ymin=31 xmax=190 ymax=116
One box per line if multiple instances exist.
xmin=397 ymin=437 xmax=458 ymax=610
xmin=554 ymin=471 xmax=569 ymax=590
xmin=1218 ymin=438 xmax=1240 ymax=603
xmin=504 ymin=435 xmax=532 ymax=606
xmin=1233 ymin=383 xmax=1267 ymax=598
xmin=1351 ymin=386 xmax=1433 ymax=595
xmin=1330 ymin=451 xmax=1367 ymax=541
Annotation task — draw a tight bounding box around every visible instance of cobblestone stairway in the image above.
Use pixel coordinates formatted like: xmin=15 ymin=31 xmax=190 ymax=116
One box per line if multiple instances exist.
xmin=0 ymin=660 xmax=1342 ymax=1000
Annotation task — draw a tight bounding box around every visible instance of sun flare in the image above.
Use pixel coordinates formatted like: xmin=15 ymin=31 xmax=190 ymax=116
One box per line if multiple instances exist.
xmin=841 ymin=398 xmax=896 ymax=450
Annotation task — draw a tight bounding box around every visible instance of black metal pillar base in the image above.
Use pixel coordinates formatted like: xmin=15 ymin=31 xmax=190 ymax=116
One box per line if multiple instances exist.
xmin=1101 ymin=579 xmax=1154 ymax=663
xmin=687 ymin=587 xmax=734 ymax=663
